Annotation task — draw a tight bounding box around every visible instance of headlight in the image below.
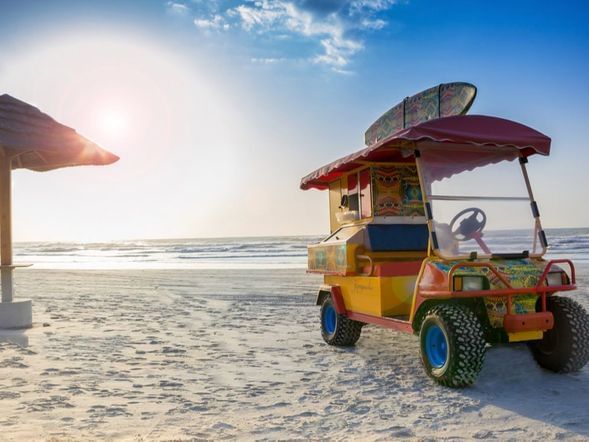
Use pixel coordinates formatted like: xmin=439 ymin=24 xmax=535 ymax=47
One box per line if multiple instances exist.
xmin=546 ymin=271 xmax=568 ymax=286
xmin=453 ymin=275 xmax=489 ymax=291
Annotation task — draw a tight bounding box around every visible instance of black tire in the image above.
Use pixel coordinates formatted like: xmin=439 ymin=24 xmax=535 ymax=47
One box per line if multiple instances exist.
xmin=529 ymin=296 xmax=589 ymax=373
xmin=419 ymin=304 xmax=486 ymax=388
xmin=320 ymin=296 xmax=362 ymax=346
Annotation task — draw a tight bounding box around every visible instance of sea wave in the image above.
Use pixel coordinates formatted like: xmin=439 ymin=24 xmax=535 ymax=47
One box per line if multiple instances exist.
xmin=12 ymin=229 xmax=589 ymax=270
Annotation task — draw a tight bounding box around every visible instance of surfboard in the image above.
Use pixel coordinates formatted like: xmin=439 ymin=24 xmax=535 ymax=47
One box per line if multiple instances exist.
xmin=364 ymin=82 xmax=477 ymax=146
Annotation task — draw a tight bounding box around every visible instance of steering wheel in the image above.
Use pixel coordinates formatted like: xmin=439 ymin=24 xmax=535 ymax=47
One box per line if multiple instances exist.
xmin=449 ymin=208 xmax=487 ymax=241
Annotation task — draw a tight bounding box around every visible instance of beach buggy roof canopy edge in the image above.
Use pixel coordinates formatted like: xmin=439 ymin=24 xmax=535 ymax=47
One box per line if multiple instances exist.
xmin=300 ymin=115 xmax=551 ymax=190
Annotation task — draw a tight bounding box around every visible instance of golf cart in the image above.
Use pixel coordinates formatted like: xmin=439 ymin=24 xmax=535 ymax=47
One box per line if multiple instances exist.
xmin=300 ymin=112 xmax=589 ymax=387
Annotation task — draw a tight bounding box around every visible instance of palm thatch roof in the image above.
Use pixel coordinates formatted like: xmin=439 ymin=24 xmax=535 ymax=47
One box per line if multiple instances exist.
xmin=0 ymin=94 xmax=119 ymax=171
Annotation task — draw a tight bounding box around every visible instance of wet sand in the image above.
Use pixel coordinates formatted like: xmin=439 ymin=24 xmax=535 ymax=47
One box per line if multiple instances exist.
xmin=0 ymin=266 xmax=588 ymax=440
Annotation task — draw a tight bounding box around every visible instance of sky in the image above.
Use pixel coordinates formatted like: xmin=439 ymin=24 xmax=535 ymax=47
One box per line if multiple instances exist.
xmin=0 ymin=0 xmax=588 ymax=241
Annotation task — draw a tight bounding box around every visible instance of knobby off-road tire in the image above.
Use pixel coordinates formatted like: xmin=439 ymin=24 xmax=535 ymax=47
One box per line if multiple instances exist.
xmin=320 ymin=296 xmax=362 ymax=346
xmin=529 ymin=296 xmax=589 ymax=373
xmin=419 ymin=304 xmax=487 ymax=388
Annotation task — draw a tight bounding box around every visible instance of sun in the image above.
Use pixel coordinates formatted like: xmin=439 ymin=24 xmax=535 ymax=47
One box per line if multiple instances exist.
xmin=100 ymin=109 xmax=128 ymax=137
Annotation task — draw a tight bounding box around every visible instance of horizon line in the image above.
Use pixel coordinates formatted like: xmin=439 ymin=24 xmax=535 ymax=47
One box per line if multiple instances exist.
xmin=12 ymin=225 xmax=589 ymax=244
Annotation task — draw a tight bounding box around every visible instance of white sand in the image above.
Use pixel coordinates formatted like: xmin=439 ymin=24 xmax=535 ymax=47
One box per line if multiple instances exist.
xmin=0 ymin=266 xmax=588 ymax=440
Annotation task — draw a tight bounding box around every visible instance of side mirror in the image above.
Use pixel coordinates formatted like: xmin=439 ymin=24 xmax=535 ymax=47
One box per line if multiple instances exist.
xmin=340 ymin=194 xmax=349 ymax=208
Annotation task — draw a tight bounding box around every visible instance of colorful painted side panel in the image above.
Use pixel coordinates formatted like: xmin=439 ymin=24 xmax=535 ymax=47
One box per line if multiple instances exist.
xmin=364 ymin=82 xmax=477 ymax=146
xmin=422 ymin=258 xmax=545 ymax=328
xmin=308 ymin=243 xmax=358 ymax=275
xmin=325 ymin=274 xmax=416 ymax=316
xmin=372 ymin=165 xmax=425 ymax=217
xmin=326 ymin=275 xmax=382 ymax=315
xmin=484 ymin=295 xmax=538 ymax=328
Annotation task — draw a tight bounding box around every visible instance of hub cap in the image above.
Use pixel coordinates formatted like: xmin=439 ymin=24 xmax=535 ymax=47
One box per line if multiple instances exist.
xmin=323 ymin=305 xmax=337 ymax=335
xmin=425 ymin=325 xmax=448 ymax=368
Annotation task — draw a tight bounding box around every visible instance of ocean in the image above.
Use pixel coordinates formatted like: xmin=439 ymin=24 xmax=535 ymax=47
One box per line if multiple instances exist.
xmin=12 ymin=228 xmax=589 ymax=270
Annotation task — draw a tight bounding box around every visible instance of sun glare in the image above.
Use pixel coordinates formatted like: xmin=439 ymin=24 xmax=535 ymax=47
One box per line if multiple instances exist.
xmin=100 ymin=109 xmax=128 ymax=136
xmin=1 ymin=29 xmax=248 ymax=240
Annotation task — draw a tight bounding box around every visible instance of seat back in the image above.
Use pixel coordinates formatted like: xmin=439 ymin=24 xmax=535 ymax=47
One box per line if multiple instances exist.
xmin=365 ymin=224 xmax=429 ymax=252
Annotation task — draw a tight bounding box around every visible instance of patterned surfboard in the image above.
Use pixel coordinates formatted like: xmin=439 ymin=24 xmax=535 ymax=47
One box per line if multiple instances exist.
xmin=364 ymin=82 xmax=477 ymax=146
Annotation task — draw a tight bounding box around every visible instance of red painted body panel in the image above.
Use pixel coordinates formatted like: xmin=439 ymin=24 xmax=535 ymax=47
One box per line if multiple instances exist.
xmin=368 ymin=261 xmax=423 ymax=277
xmin=330 ymin=286 xmax=347 ymax=315
xmin=346 ymin=311 xmax=413 ymax=333
xmin=419 ymin=284 xmax=576 ymax=299
xmin=504 ymin=312 xmax=554 ymax=333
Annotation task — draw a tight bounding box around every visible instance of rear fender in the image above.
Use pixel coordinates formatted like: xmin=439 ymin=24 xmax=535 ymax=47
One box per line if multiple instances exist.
xmin=315 ymin=285 xmax=346 ymax=314
xmin=315 ymin=289 xmax=330 ymax=306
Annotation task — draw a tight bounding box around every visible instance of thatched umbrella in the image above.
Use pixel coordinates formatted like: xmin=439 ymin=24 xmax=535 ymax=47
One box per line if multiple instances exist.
xmin=0 ymin=94 xmax=119 ymax=328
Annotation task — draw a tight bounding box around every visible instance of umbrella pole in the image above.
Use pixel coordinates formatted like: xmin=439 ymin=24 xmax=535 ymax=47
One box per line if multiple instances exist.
xmin=0 ymin=155 xmax=31 ymax=329
xmin=0 ymin=155 xmax=12 ymax=303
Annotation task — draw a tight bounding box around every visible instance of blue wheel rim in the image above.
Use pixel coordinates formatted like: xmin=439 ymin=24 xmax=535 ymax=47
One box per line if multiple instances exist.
xmin=425 ymin=325 xmax=448 ymax=368
xmin=323 ymin=305 xmax=337 ymax=335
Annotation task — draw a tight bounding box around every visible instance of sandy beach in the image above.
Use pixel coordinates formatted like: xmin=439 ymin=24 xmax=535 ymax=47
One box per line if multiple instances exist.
xmin=0 ymin=266 xmax=588 ymax=440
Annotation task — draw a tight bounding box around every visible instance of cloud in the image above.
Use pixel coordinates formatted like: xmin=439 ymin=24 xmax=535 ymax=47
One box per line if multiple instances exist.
xmin=177 ymin=0 xmax=401 ymax=72
xmin=231 ymin=3 xmax=285 ymax=31
xmin=313 ymin=35 xmax=363 ymax=68
xmin=230 ymin=1 xmax=366 ymax=69
xmin=250 ymin=57 xmax=288 ymax=64
xmin=193 ymin=14 xmax=229 ymax=31
xmin=166 ymin=1 xmax=190 ymax=16
xmin=362 ymin=17 xmax=387 ymax=29
xmin=349 ymin=0 xmax=399 ymax=13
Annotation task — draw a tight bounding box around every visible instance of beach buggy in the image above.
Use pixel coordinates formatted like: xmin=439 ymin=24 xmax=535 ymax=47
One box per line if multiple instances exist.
xmin=301 ymin=82 xmax=589 ymax=387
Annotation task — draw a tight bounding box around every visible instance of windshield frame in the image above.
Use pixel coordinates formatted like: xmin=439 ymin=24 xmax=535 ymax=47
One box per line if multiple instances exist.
xmin=415 ymin=148 xmax=546 ymax=260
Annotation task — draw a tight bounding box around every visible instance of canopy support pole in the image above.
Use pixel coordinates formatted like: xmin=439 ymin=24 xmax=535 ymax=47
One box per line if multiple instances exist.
xmin=0 ymin=156 xmax=12 ymax=303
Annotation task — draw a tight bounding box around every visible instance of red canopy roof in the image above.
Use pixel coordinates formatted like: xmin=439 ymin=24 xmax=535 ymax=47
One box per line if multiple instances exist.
xmin=300 ymin=115 xmax=551 ymax=190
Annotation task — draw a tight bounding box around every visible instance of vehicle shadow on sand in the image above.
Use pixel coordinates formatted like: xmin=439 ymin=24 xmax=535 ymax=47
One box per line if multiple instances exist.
xmin=347 ymin=327 xmax=588 ymax=439
xmin=466 ymin=344 xmax=589 ymax=437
